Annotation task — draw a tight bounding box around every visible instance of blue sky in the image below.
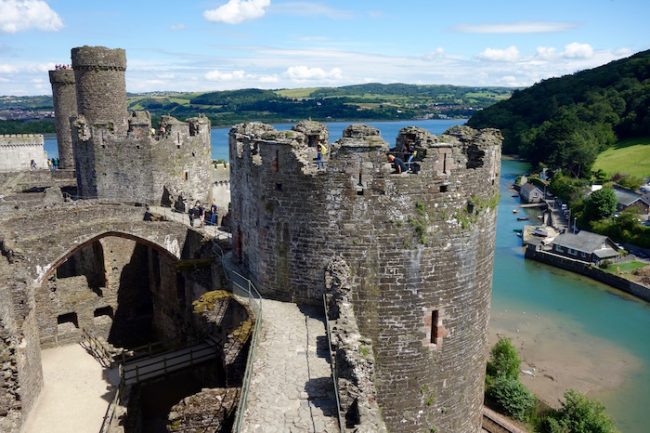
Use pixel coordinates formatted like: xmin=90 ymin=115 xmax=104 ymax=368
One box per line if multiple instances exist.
xmin=0 ymin=0 xmax=648 ymax=95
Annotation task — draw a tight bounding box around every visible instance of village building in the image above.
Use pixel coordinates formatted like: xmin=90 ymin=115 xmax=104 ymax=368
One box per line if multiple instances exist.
xmin=612 ymin=185 xmax=650 ymax=214
xmin=551 ymin=230 xmax=621 ymax=263
xmin=520 ymin=182 xmax=544 ymax=203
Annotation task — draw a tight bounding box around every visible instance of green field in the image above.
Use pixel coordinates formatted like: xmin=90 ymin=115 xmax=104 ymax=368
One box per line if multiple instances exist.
xmin=594 ymin=137 xmax=650 ymax=178
xmin=274 ymin=88 xmax=317 ymax=98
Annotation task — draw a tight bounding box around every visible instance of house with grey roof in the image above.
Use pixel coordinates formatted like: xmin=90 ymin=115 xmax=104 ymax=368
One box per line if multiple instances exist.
xmin=520 ymin=183 xmax=544 ymax=203
xmin=551 ymin=230 xmax=621 ymax=263
xmin=613 ymin=185 xmax=650 ymax=214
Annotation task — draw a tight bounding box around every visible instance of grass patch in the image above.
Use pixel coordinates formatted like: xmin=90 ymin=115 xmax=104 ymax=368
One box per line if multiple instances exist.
xmin=594 ymin=137 xmax=650 ymax=178
xmin=274 ymin=87 xmax=318 ymax=98
xmin=605 ymin=260 xmax=648 ymax=274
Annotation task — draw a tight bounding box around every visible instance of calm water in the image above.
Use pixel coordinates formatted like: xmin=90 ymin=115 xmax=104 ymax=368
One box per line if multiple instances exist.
xmin=496 ymin=159 xmax=650 ymax=433
xmin=44 ymin=120 xmax=649 ymax=431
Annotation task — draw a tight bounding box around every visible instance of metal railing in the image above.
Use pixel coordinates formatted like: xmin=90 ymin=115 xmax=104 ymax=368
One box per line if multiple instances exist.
xmin=80 ymin=328 xmax=114 ymax=368
xmin=322 ymin=294 xmax=346 ymax=432
xmin=121 ymin=342 xmax=219 ymax=385
xmin=226 ymin=265 xmax=263 ymax=433
xmin=99 ymin=380 xmax=124 ymax=433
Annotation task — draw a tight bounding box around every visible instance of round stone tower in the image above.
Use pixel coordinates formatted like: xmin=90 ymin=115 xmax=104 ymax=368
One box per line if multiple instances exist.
xmin=48 ymin=68 xmax=78 ymax=169
xmin=230 ymin=122 xmax=502 ymax=432
xmin=71 ymin=46 xmax=128 ymax=135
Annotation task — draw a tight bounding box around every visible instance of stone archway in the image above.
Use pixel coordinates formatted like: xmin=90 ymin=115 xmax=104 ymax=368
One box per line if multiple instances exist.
xmin=35 ymin=230 xmax=186 ymax=349
xmin=0 ymin=203 xmax=210 ymax=432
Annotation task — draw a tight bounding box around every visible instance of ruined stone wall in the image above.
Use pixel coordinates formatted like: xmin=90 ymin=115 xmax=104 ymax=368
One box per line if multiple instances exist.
xmin=0 ymin=202 xmax=218 ymax=432
xmin=48 ymin=69 xmax=77 ymax=169
xmin=0 ymin=135 xmax=48 ymax=172
xmin=230 ymin=122 xmax=501 ymax=433
xmin=65 ymin=46 xmax=212 ymax=203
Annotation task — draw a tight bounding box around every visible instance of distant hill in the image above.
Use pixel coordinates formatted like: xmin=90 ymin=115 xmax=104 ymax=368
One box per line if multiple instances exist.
xmin=1 ymin=83 xmax=512 ymax=133
xmin=468 ymin=50 xmax=650 ymax=177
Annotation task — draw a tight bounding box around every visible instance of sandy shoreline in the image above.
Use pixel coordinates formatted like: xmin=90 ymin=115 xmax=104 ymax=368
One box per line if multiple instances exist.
xmin=488 ymin=307 xmax=642 ymax=407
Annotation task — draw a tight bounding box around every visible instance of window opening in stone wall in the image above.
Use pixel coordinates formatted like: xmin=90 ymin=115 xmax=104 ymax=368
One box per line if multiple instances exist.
xmin=57 ymin=312 xmax=79 ymax=328
xmin=274 ymin=150 xmax=280 ymax=172
xmin=276 ymin=183 xmax=282 ymax=191
xmin=184 ymin=171 xmax=189 ymax=181
xmin=440 ymin=184 xmax=448 ymax=193
xmin=94 ymin=306 xmax=114 ymax=318
xmin=443 ymin=153 xmax=447 ymax=174
xmin=467 ymin=200 xmax=475 ymax=214
xmin=431 ymin=310 xmax=439 ymax=345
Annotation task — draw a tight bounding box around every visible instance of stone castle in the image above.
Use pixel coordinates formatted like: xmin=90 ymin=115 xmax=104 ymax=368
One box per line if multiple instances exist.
xmin=50 ymin=46 xmax=212 ymax=205
xmin=0 ymin=45 xmax=503 ymax=433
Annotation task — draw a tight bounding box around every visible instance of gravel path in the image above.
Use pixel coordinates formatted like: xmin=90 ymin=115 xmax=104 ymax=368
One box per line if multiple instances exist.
xmin=22 ymin=344 xmax=119 ymax=433
xmin=242 ymin=299 xmax=339 ymax=433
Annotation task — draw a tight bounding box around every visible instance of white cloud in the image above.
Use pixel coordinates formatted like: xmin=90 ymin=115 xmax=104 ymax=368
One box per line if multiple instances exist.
xmin=479 ymin=46 xmax=519 ymax=62
xmin=203 ymin=0 xmax=271 ymax=24
xmin=205 ymin=69 xmax=248 ymax=81
xmin=562 ymin=42 xmax=594 ymax=59
xmin=285 ymin=65 xmax=342 ymax=81
xmin=259 ymin=74 xmax=279 ymax=83
xmin=170 ymin=23 xmax=186 ymax=31
xmin=423 ymin=48 xmax=445 ymax=61
xmin=0 ymin=64 xmax=19 ymax=73
xmin=0 ymin=0 xmax=63 ymax=33
xmin=453 ymin=21 xmax=577 ymax=34
xmin=536 ymin=46 xmax=557 ymax=60
xmin=272 ymin=2 xmax=353 ymax=19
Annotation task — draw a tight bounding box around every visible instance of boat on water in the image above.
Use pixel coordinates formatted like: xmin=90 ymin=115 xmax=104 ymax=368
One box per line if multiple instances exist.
xmin=517 ymin=216 xmax=529 ymax=221
xmin=512 ymin=209 xmax=519 ymax=214
xmin=511 ymin=194 xmax=519 ymax=198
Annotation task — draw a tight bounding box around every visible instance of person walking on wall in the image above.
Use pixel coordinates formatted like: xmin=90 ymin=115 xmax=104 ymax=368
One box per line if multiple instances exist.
xmin=316 ymin=143 xmax=327 ymax=170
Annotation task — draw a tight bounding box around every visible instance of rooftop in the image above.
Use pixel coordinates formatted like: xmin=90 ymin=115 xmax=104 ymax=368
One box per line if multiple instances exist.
xmin=553 ymin=230 xmax=615 ymax=254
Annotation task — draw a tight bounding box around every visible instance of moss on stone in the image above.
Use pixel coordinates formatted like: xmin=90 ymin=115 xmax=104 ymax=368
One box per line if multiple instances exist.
xmin=192 ymin=290 xmax=232 ymax=313
xmin=232 ymin=318 xmax=253 ymax=343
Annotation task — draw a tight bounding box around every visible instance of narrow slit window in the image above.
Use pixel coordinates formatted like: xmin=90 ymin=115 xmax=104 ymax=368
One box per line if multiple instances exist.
xmin=431 ymin=310 xmax=439 ymax=345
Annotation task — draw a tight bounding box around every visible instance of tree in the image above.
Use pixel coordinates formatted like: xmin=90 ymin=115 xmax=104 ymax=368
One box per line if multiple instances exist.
xmin=541 ymin=390 xmax=618 ymax=433
xmin=485 ymin=376 xmax=535 ymax=421
xmin=583 ymin=188 xmax=617 ymax=222
xmin=486 ymin=337 xmax=520 ymax=380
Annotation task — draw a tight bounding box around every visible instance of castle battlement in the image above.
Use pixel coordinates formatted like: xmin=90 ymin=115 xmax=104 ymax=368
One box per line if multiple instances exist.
xmin=230 ymin=121 xmax=501 ymax=189
xmin=0 ymin=134 xmax=45 ymax=145
xmin=230 ymin=120 xmax=502 ymax=433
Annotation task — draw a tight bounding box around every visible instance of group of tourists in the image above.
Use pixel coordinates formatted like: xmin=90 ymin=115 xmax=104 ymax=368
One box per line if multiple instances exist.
xmin=189 ymin=202 xmax=219 ymax=227
xmin=47 ymin=158 xmax=60 ymax=171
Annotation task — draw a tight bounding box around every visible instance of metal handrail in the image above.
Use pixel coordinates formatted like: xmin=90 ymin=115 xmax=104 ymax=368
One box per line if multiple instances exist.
xmin=121 ymin=342 xmax=218 ymax=385
xmin=80 ymin=328 xmax=114 ymax=368
xmin=323 ymin=294 xmax=346 ymax=432
xmin=226 ymin=265 xmax=263 ymax=433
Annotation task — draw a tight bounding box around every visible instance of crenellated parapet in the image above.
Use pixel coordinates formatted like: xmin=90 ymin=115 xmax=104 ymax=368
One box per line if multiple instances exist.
xmin=58 ymin=46 xmax=212 ymax=204
xmin=0 ymin=134 xmax=48 ymax=171
xmin=230 ymin=120 xmax=502 ymax=433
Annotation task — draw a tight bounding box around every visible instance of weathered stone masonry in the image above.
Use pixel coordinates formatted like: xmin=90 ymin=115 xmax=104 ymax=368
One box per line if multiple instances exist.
xmin=59 ymin=46 xmax=212 ymax=205
xmin=230 ymin=122 xmax=502 ymax=433
xmin=48 ymin=68 xmax=78 ymax=169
